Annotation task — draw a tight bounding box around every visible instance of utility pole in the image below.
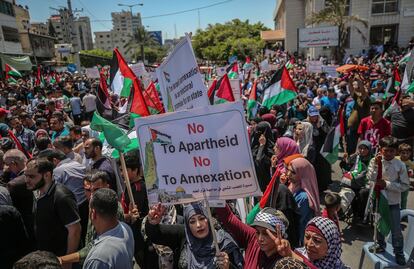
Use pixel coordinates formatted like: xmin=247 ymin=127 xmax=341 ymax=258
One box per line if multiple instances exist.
xmin=67 ymin=0 xmax=82 ymax=69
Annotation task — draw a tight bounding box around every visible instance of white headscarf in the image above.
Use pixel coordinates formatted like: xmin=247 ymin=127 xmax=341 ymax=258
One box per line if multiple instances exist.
xmin=295 ymin=121 xmax=313 ymax=157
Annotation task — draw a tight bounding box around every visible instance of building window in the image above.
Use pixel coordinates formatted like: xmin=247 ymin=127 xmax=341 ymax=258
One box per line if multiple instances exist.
xmin=0 ymin=0 xmax=15 ymax=17
xmin=370 ymin=24 xmax=398 ymax=45
xmin=2 ymin=26 xmax=19 ymax=42
xmin=325 ymin=0 xmax=351 ymax=15
xmin=372 ymin=0 xmax=398 ymax=14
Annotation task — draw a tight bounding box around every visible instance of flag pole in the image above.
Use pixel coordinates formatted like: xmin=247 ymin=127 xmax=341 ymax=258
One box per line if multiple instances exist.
xmin=203 ymin=192 xmax=220 ymax=254
xmin=119 ymin=152 xmax=136 ymax=209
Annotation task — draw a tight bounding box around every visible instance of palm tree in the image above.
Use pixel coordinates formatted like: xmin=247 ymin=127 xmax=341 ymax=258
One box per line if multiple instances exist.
xmin=307 ymin=0 xmax=368 ymax=63
xmin=124 ymin=26 xmax=159 ymax=63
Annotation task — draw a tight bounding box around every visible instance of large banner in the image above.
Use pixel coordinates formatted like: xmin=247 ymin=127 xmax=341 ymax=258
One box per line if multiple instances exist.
xmin=85 ymin=67 xmax=100 ymax=79
xmin=135 ymin=102 xmax=261 ymax=205
xmin=299 ymin=26 xmax=339 ymax=48
xmin=156 ymin=35 xmax=209 ymax=112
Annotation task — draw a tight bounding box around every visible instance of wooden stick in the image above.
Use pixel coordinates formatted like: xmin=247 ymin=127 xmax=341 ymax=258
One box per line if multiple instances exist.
xmin=119 ymin=152 xmax=136 ymax=208
xmin=203 ymin=192 xmax=220 ymax=254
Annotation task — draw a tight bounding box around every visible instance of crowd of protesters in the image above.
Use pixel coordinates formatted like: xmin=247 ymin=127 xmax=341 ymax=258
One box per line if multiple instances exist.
xmin=0 ymin=40 xmax=413 ymax=269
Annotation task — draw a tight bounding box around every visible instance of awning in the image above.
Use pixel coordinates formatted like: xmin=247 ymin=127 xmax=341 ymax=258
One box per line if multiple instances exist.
xmin=260 ymin=30 xmax=285 ymax=42
xmin=0 ymin=53 xmax=33 ymax=71
xmin=336 ymin=64 xmax=369 ymax=73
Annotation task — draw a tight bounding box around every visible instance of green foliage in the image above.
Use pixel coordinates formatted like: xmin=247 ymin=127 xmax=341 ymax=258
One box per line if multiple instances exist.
xmin=192 ymin=19 xmax=269 ymax=62
xmin=125 ymin=26 xmax=162 ymax=63
xmin=80 ymin=49 xmax=112 ymax=59
xmin=80 ymin=49 xmax=112 ymax=67
xmin=132 ymin=46 xmax=167 ymax=64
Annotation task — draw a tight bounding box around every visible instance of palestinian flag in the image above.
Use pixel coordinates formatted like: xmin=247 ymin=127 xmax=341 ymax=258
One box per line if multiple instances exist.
xmin=246 ymin=80 xmax=258 ymax=120
xmin=129 ymin=77 xmax=150 ymax=117
xmin=374 ymin=191 xmax=392 ymax=237
xmin=285 ymin=58 xmax=294 ymax=70
xmin=149 ymin=128 xmax=172 ymax=144
xmin=144 ymin=81 xmax=165 ymax=114
xmin=384 ymin=67 xmax=402 ymax=99
xmin=5 ymin=64 xmax=22 ymax=79
xmin=228 ymin=62 xmax=239 ymax=79
xmin=320 ymin=124 xmax=340 ymax=164
xmin=95 ymin=72 xmax=114 ymax=119
xmin=5 ymin=64 xmax=20 ymax=83
xmin=399 ymin=51 xmax=412 ymax=65
xmin=246 ymin=169 xmax=282 ymax=224
xmin=401 ymin=49 xmax=414 ymax=93
xmin=262 ymin=66 xmax=297 ymax=108
xmin=207 ymin=74 xmax=235 ymax=105
xmin=110 ymin=48 xmax=137 ymax=97
xmin=112 ymin=131 xmax=139 ymax=159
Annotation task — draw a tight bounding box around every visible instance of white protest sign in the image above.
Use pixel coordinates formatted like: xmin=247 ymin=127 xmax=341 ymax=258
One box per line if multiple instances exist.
xmin=156 ymin=35 xmax=209 ymax=112
xmin=216 ymin=66 xmax=227 ymax=77
xmin=229 ymin=79 xmax=241 ymax=101
xmin=135 ymin=102 xmax=261 ymax=205
xmin=260 ymin=59 xmax=270 ymax=72
xmin=322 ymin=65 xmax=339 ymax=77
xmin=85 ymin=67 xmax=100 ymax=79
xmin=130 ymin=62 xmax=148 ymax=78
xmin=307 ymin=61 xmax=323 ymax=73
xmin=299 ymin=26 xmax=339 ymax=48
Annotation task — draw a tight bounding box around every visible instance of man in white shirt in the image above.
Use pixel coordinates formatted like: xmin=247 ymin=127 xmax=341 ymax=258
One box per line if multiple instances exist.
xmin=82 ymin=91 xmax=96 ymax=121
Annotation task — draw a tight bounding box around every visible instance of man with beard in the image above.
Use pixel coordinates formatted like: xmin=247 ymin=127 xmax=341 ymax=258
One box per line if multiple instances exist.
xmin=25 ymin=157 xmax=81 ymax=263
xmin=84 ymin=138 xmax=117 ymax=193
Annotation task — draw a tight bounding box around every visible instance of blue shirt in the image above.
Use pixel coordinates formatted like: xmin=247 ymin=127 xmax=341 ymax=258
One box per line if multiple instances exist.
xmin=51 ymin=127 xmax=70 ymax=142
xmin=83 ymin=222 xmax=134 ymax=269
xmin=320 ymin=96 xmax=339 ymax=114
xmin=294 ymin=190 xmax=314 ymax=245
xmin=70 ymin=96 xmax=82 ymax=115
xmin=53 ymin=158 xmax=87 ymax=205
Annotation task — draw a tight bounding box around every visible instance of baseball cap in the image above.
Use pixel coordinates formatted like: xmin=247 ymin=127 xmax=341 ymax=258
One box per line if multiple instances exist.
xmin=0 ymin=108 xmax=10 ymax=117
xmin=251 ymin=207 xmax=289 ymax=235
xmin=308 ymin=106 xmax=319 ymax=117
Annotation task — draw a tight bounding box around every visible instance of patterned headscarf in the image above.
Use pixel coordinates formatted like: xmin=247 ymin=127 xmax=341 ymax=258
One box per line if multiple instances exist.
xmin=297 ymin=217 xmax=349 ymax=269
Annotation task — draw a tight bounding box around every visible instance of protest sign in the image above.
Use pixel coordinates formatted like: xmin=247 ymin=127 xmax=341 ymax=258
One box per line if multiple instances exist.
xmin=322 ymin=65 xmax=339 ymax=77
xmin=130 ymin=62 xmax=148 ymax=78
xmin=307 ymin=61 xmax=323 ymax=73
xmin=85 ymin=67 xmax=100 ymax=78
xmin=156 ymin=35 xmax=209 ymax=112
xmin=135 ymin=102 xmax=261 ymax=205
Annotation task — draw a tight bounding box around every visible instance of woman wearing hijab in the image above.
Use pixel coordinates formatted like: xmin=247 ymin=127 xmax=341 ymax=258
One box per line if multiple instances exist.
xmin=251 ymin=121 xmax=275 ymax=192
xmin=261 ymin=113 xmax=278 ymax=140
xmin=215 ymin=205 xmax=290 ymax=269
xmin=294 ymin=122 xmax=316 ymax=164
xmin=146 ymin=202 xmax=243 ymax=269
xmin=283 ymin=156 xmax=320 ymax=244
xmin=271 ymin=217 xmax=349 ymax=269
xmin=295 ymin=217 xmax=349 ymax=269
xmin=271 ymin=137 xmax=300 ymax=173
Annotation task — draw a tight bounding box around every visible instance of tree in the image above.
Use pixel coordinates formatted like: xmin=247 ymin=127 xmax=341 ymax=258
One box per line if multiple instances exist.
xmin=124 ymin=26 xmax=160 ymax=63
xmin=192 ymin=19 xmax=269 ymax=63
xmin=307 ymin=0 xmax=368 ymax=63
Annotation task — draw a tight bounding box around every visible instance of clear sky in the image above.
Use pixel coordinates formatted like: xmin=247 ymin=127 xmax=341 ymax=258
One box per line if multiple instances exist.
xmin=18 ymin=0 xmax=276 ymax=41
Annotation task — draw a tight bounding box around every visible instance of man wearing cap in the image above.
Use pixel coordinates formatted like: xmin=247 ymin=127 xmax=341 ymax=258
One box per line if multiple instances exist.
xmin=215 ymin=205 xmax=289 ymax=269
xmin=358 ymin=99 xmax=391 ymax=149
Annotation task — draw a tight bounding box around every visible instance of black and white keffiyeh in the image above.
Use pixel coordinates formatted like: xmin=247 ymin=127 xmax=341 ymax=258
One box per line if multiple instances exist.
xmin=254 ymin=211 xmax=287 ymax=236
xmin=297 ymin=217 xmax=350 ymax=269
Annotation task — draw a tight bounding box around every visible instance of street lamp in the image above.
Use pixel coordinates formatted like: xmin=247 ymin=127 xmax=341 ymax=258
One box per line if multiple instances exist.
xmin=117 ymin=3 xmax=143 ymax=15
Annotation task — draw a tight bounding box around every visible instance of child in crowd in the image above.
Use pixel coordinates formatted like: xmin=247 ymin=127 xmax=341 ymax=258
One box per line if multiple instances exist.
xmin=321 ymin=192 xmax=341 ymax=230
xmin=366 ymin=136 xmax=409 ymax=265
xmin=397 ymin=143 xmax=414 ymax=209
